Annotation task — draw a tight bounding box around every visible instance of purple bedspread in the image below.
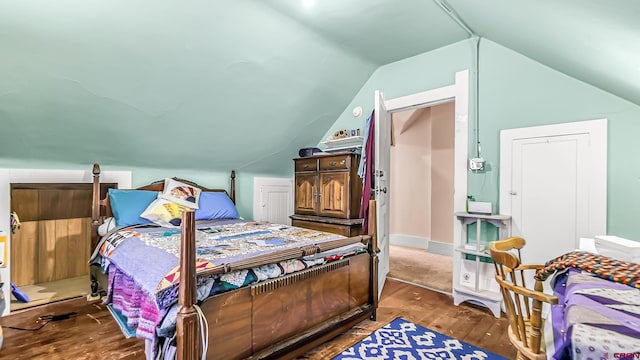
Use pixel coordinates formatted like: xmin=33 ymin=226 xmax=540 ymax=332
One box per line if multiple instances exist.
xmin=548 ymin=269 xmax=640 ymax=360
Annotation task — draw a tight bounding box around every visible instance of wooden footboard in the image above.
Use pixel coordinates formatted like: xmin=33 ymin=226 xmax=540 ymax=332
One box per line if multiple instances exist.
xmin=177 ymin=202 xmax=378 ymax=360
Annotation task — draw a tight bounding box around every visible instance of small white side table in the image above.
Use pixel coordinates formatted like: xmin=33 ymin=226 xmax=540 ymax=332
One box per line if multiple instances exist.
xmin=453 ymin=212 xmax=511 ymax=318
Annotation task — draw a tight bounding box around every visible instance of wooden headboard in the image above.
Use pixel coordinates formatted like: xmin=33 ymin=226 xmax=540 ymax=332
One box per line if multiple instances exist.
xmin=90 ymin=163 xmax=236 ymax=248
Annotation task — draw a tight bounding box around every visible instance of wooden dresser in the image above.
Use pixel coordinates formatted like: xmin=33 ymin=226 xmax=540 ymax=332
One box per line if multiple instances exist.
xmin=290 ymin=153 xmax=364 ymax=237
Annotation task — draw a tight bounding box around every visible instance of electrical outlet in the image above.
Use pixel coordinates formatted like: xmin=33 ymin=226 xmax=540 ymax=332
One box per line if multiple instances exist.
xmin=469 ymin=157 xmax=485 ymax=171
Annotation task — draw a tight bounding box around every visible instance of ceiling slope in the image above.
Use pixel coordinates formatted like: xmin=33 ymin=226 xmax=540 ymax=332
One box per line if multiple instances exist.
xmin=1 ymin=0 xmax=637 ymax=176
xmin=449 ymin=0 xmax=640 ymax=106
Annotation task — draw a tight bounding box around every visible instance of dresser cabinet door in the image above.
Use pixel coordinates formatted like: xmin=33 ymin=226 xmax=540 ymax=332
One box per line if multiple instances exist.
xmin=294 ymin=173 xmax=318 ymax=215
xmin=318 ymin=172 xmax=349 ymax=218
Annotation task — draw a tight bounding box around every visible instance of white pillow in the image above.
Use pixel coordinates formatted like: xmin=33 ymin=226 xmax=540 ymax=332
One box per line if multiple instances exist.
xmin=98 ymin=217 xmax=117 ymax=236
xmin=140 ymin=198 xmax=190 ymax=228
xmin=157 ymin=178 xmax=201 ymax=209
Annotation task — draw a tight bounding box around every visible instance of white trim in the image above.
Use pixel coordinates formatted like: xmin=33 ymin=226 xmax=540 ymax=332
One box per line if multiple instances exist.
xmin=383 ymin=69 xmax=469 ymax=293
xmin=385 ymin=85 xmax=456 ymax=111
xmin=388 ymin=235 xmax=454 ymax=257
xmin=0 ymin=168 xmax=131 ymax=315
xmin=390 ymin=234 xmax=429 ymax=249
xmin=428 ymin=240 xmax=454 ymax=257
xmin=499 ymin=118 xmax=607 ymax=236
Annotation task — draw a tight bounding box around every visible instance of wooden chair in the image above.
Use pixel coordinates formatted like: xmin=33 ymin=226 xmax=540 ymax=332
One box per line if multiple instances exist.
xmin=489 ymin=237 xmax=558 ymax=360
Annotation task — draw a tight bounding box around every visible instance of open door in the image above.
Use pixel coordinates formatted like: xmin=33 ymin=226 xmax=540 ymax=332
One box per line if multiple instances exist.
xmin=374 ymin=90 xmax=390 ymax=297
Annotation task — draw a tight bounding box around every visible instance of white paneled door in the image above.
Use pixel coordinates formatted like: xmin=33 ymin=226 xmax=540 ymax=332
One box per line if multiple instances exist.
xmin=374 ymin=90 xmax=391 ymax=297
xmin=500 ymin=119 xmax=607 ymax=266
xmin=253 ymin=177 xmax=294 ymax=225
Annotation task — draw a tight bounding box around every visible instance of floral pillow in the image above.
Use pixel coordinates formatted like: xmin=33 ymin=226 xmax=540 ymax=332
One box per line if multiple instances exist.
xmin=158 ymin=178 xmax=201 ymax=209
xmin=140 ymin=198 xmax=190 ymax=228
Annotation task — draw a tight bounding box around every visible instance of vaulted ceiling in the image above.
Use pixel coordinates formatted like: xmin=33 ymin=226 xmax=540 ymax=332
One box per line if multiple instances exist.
xmin=1 ymin=0 xmax=638 ymax=175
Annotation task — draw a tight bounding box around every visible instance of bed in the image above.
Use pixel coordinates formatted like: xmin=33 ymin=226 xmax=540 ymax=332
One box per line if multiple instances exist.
xmin=89 ymin=163 xmax=379 ymax=360
xmin=535 ymin=251 xmax=640 ymax=360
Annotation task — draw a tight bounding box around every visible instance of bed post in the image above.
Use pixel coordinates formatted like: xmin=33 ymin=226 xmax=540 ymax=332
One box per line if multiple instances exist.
xmin=91 ymin=163 xmax=101 ymax=251
xmin=368 ymin=199 xmax=379 ymax=320
xmin=177 ymin=210 xmax=199 ymax=360
xmin=230 ymin=170 xmax=236 ymax=204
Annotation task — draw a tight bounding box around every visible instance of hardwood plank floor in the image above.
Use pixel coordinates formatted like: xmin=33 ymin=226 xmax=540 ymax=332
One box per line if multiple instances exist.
xmin=0 ymin=279 xmax=516 ymax=359
xmin=301 ymin=279 xmax=516 ymax=359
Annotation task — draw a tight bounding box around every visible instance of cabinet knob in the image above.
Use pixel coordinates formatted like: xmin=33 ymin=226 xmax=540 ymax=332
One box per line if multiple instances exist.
xmin=303 ymin=164 xmax=309 ymax=169
xmin=329 ymin=161 xmax=337 ymax=167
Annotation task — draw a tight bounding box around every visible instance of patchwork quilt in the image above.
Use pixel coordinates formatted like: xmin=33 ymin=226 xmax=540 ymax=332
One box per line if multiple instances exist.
xmin=535 ymin=251 xmax=640 ymax=288
xmin=91 ymin=219 xmax=365 ymax=348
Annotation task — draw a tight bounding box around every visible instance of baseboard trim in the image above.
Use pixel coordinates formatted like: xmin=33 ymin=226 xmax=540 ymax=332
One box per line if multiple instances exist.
xmin=389 ymin=235 xmax=453 ymax=256
xmin=428 ymin=240 xmax=453 ymax=256
xmin=389 ymin=234 xmax=428 ymax=250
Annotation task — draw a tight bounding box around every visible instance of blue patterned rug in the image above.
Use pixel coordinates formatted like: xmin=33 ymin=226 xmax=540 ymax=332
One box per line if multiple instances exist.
xmin=333 ymin=317 xmax=508 ymax=360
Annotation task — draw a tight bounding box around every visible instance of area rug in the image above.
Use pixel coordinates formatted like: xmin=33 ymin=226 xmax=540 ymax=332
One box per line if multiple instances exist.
xmin=333 ymin=317 xmax=508 ymax=360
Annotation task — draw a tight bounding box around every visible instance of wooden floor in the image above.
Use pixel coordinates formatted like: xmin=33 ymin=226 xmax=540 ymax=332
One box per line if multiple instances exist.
xmin=0 ymin=279 xmax=516 ymax=359
xmin=11 ymin=276 xmax=91 ymax=312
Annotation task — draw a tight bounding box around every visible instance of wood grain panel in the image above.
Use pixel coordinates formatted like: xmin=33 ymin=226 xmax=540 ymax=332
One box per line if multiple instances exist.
xmin=309 ymin=266 xmax=350 ymax=321
xmin=291 ymin=219 xmax=354 ymax=237
xmin=54 ymin=219 xmax=70 ymax=280
xmin=38 ymin=189 xmax=61 ymax=220
xmin=318 ymin=172 xmax=349 ymax=218
xmin=71 ymin=218 xmax=91 ymax=277
xmin=201 ymin=288 xmax=253 ymax=360
xmin=37 ymin=188 xmax=92 ymax=220
xmin=319 ymin=154 xmax=350 ymax=171
xmin=252 ymin=265 xmax=352 ymax=353
xmin=11 ymin=189 xmax=39 ymax=221
xmin=38 ymin=220 xmax=57 ymax=283
xmin=69 ymin=189 xmax=93 ymax=218
xmin=295 ymin=158 xmax=318 ymax=172
xmin=10 ymin=221 xmax=38 ymax=286
xmin=253 ymin=278 xmax=311 ymax=350
xmin=68 ymin=218 xmax=87 ymax=278
xmin=348 ymin=253 xmax=371 ymax=308
xmin=294 ymin=174 xmax=318 ymax=215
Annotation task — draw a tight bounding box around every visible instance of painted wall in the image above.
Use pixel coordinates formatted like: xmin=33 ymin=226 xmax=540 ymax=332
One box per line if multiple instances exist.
xmin=389 ymin=103 xmax=455 ymax=246
xmin=430 ymin=103 xmax=455 ymax=245
xmin=326 ymin=38 xmax=640 ymax=240
xmin=390 ymin=108 xmax=432 ymax=239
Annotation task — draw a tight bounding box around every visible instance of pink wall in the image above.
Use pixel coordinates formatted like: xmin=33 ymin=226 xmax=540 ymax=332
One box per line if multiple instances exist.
xmin=390 ymin=102 xmax=455 ymax=244
xmin=390 ymin=108 xmax=432 ymax=237
xmin=430 ymin=103 xmax=455 ymax=244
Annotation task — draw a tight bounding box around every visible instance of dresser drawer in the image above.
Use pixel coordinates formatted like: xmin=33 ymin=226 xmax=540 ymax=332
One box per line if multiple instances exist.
xmin=319 ymin=155 xmax=350 ymax=171
xmin=295 ymin=158 xmax=318 ymax=172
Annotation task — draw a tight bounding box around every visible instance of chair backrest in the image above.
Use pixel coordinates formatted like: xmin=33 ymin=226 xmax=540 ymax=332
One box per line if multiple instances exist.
xmin=489 ymin=237 xmax=558 ymax=358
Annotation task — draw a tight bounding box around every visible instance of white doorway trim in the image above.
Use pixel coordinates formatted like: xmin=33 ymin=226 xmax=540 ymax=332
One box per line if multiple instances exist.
xmin=381 ymin=69 xmax=469 ymax=293
xmin=499 ymin=119 xmax=607 ymax=237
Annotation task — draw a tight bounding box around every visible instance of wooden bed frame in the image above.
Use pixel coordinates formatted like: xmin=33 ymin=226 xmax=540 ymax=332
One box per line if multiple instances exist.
xmin=90 ymin=163 xmax=379 ymax=360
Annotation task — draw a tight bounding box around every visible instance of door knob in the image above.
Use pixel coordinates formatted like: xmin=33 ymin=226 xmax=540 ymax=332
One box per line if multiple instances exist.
xmin=376 ymin=187 xmax=387 ymax=194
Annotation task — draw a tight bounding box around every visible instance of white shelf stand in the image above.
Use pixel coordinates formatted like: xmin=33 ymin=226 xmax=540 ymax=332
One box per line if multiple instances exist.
xmin=453 ymin=212 xmax=511 ymax=318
